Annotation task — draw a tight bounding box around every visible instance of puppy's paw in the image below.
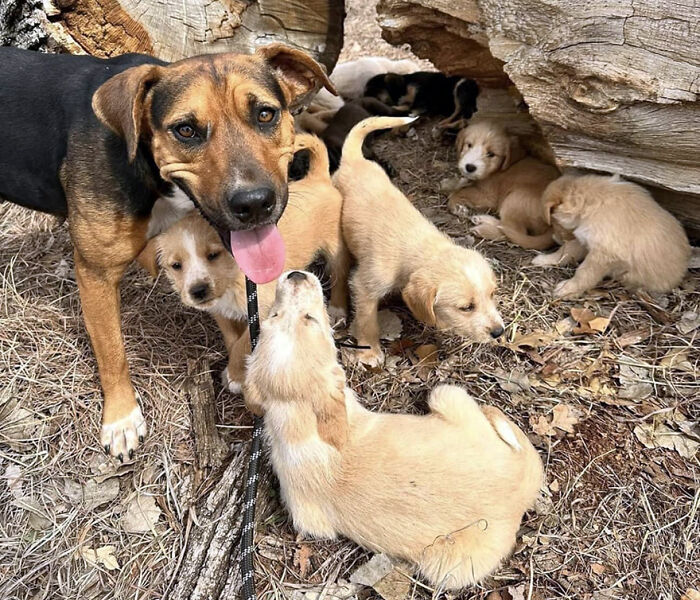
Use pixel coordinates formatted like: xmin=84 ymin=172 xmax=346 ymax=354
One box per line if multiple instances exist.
xmin=532 ymin=252 xmax=558 ymax=267
xmin=554 ymin=279 xmax=582 ymax=299
xmin=447 ymin=200 xmax=470 ymax=218
xmin=470 ymin=215 xmax=505 ymax=241
xmin=355 ymin=347 xmax=385 ymax=369
xmin=221 ymin=367 xmax=243 ymax=395
xmin=101 ymin=402 xmax=147 ymax=461
xmin=327 ymin=304 xmax=348 ymax=327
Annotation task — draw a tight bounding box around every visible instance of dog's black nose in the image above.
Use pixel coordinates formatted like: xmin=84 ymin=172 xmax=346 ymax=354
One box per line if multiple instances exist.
xmin=465 ymin=163 xmax=477 ymax=173
xmin=228 ymin=187 xmax=275 ymax=224
xmin=287 ymin=271 xmax=307 ymax=282
xmin=490 ymin=325 xmax=504 ymax=339
xmin=190 ymin=282 xmax=210 ymax=301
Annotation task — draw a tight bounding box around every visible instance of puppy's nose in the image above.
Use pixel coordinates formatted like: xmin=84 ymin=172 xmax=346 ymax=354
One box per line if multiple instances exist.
xmin=465 ymin=163 xmax=477 ymax=173
xmin=228 ymin=187 xmax=275 ymax=224
xmin=490 ymin=325 xmax=504 ymax=339
xmin=287 ymin=271 xmax=307 ymax=282
xmin=190 ymin=282 xmax=210 ymax=301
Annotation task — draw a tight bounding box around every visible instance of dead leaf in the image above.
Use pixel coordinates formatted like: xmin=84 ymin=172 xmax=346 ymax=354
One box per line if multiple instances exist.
xmin=678 ymin=311 xmax=700 ymax=334
xmin=591 ymin=563 xmax=606 ymax=575
xmin=615 ymin=327 xmax=651 ymax=348
xmin=549 ymin=479 xmax=560 ymax=493
xmin=122 ymin=494 xmax=161 ymax=533
xmin=506 ymin=584 xmax=526 ymax=600
xmin=493 ymin=368 xmax=531 ymax=394
xmin=555 ymin=317 xmax=575 ymax=335
xmin=617 ymin=358 xmax=653 ymax=400
xmin=350 ymin=554 xmax=411 ymax=600
xmin=294 ymin=545 xmax=313 ymax=578
xmin=634 ymin=422 xmax=699 ymax=459
xmin=531 ymin=405 xmax=583 ymax=437
xmin=64 ymin=478 xmax=120 ymax=511
xmin=659 ymin=349 xmax=692 ymax=371
xmin=378 ymin=310 xmax=402 ymax=341
xmin=14 ymin=497 xmax=53 ymax=530
xmin=413 ymin=344 xmax=439 ymax=366
xmin=3 ymin=463 xmax=24 ymax=500
xmin=79 ymin=545 xmax=120 ymax=571
xmin=571 ymin=307 xmax=610 ymax=335
xmin=506 ymin=330 xmax=557 ymax=353
xmin=531 ymin=415 xmax=554 ymax=437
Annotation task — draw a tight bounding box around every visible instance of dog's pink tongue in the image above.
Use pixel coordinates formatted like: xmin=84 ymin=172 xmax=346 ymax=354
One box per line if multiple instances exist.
xmin=229 ymin=225 xmax=285 ymax=284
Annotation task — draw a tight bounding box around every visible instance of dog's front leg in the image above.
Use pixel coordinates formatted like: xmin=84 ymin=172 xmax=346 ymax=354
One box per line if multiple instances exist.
xmin=349 ymin=280 xmax=384 ymax=367
xmin=221 ymin=329 xmax=250 ymax=394
xmin=554 ymin=250 xmax=610 ymax=298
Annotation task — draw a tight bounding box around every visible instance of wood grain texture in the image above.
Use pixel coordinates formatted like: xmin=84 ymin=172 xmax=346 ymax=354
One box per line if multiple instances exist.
xmin=378 ymin=0 xmax=700 ymax=237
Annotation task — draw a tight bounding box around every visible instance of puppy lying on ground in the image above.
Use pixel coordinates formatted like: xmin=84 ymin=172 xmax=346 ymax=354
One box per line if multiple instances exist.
xmin=364 ymin=72 xmax=479 ymax=128
xmin=533 ymin=174 xmax=691 ymax=297
xmin=334 ymin=116 xmax=505 ymax=367
xmin=154 ymin=134 xmax=349 ymax=389
xmin=448 ymin=120 xmax=560 ymax=250
xmin=244 ymin=270 xmax=543 ymax=590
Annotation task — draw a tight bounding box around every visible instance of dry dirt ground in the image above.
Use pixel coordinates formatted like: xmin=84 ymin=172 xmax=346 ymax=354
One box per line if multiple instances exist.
xmin=1 ymin=3 xmax=699 ymax=600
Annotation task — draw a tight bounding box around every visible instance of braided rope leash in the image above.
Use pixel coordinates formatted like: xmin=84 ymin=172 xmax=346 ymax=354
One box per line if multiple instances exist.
xmin=240 ymin=277 xmax=262 ymax=600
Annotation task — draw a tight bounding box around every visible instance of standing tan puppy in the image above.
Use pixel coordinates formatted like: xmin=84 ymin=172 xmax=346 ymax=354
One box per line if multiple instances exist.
xmin=244 ymin=271 xmax=543 ymax=591
xmin=447 ymin=120 xmax=559 ymax=250
xmin=534 ymin=174 xmax=691 ymax=297
xmin=334 ymin=116 xmax=504 ymax=367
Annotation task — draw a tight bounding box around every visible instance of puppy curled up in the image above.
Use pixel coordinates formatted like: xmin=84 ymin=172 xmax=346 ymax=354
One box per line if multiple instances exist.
xmin=244 ymin=270 xmax=544 ymax=591
xmin=447 ymin=120 xmax=559 ymax=250
xmin=333 ymin=116 xmax=505 ymax=367
xmin=151 ymin=134 xmax=350 ymax=390
xmin=534 ymin=173 xmax=691 ymax=298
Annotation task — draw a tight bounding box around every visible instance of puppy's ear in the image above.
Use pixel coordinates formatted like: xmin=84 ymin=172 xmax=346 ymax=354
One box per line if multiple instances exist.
xmin=542 ymin=177 xmax=569 ymax=225
xmin=402 ymin=270 xmax=438 ymax=326
xmin=92 ymin=64 xmax=161 ymax=163
xmin=243 ymin=379 xmax=266 ymax=417
xmin=257 ymin=44 xmax=337 ymax=111
xmin=313 ymin=366 xmax=347 ymax=450
xmin=455 ymin=128 xmax=469 ymax=155
xmin=136 ymin=236 xmax=160 ymax=278
xmin=501 ymin=133 xmax=526 ymax=171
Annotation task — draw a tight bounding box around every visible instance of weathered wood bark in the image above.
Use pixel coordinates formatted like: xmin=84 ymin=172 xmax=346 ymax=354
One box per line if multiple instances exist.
xmin=378 ymin=0 xmax=700 ymax=238
xmin=1 ymin=0 xmax=344 ymax=71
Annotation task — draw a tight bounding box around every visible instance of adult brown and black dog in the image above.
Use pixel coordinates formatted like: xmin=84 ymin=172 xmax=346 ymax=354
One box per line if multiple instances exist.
xmin=0 ymin=45 xmax=334 ymax=460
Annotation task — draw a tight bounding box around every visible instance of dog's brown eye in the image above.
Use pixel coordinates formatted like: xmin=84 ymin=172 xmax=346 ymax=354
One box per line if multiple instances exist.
xmin=257 ymin=108 xmax=276 ymax=124
xmin=467 ymin=143 xmax=472 ymax=148
xmin=487 ymin=151 xmax=495 ymax=158
xmin=460 ymin=303 xmax=475 ymax=312
xmin=176 ymin=124 xmax=196 ymax=139
xmin=171 ymin=261 xmax=182 ymax=271
xmin=207 ymin=251 xmax=221 ymax=261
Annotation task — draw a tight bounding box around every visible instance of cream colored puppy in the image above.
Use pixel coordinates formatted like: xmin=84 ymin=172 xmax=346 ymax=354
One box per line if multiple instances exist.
xmin=153 ymin=134 xmax=349 ymax=390
xmin=244 ymin=271 xmax=543 ymax=591
xmin=534 ymin=174 xmax=691 ymax=297
xmin=334 ymin=116 xmax=504 ymax=367
xmin=447 ymin=120 xmax=559 ymax=250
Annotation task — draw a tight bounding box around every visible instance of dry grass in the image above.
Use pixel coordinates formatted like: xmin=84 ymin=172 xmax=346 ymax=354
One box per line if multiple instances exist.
xmin=1 ymin=2 xmax=699 ymax=599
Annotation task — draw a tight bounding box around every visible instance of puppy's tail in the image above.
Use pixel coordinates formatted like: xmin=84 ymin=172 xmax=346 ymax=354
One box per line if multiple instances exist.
xmin=341 ymin=116 xmax=418 ymax=165
xmin=500 ymin=225 xmax=555 ymax=251
xmin=294 ymin=133 xmax=331 ymax=179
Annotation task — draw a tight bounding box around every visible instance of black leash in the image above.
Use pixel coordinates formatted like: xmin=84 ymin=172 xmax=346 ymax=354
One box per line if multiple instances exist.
xmin=240 ymin=276 xmax=262 ymax=600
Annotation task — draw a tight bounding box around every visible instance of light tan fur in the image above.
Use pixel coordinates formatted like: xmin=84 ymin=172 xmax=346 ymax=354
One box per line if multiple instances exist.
xmin=448 ymin=120 xmax=559 ymax=250
xmin=333 ymin=116 xmax=504 ymax=367
xmin=534 ymin=174 xmax=691 ymax=297
xmin=244 ymin=271 xmax=543 ymax=590
xmin=153 ymin=134 xmax=349 ymax=390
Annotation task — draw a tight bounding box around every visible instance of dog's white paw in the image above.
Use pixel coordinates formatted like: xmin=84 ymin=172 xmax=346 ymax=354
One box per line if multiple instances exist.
xmin=532 ymin=252 xmax=557 ymax=267
xmin=101 ymin=404 xmax=147 ymax=461
xmin=447 ymin=202 xmax=470 ymax=218
xmin=554 ymin=279 xmax=581 ymax=299
xmin=327 ymin=304 xmax=348 ymax=327
xmin=221 ymin=367 xmax=243 ymax=394
xmin=470 ymin=215 xmax=505 ymax=241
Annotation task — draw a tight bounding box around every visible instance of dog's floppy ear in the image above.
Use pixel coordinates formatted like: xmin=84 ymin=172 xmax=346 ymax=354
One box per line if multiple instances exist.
xmin=257 ymin=44 xmax=336 ymax=111
xmin=92 ymin=64 xmax=161 ymax=163
xmin=501 ymin=133 xmax=526 ymax=171
xmin=135 ymin=236 xmax=160 ymax=279
xmin=455 ymin=128 xmax=469 ymax=155
xmin=402 ymin=270 xmax=438 ymax=326
xmin=542 ymin=179 xmax=568 ymax=225
xmin=313 ymin=365 xmax=348 ymax=450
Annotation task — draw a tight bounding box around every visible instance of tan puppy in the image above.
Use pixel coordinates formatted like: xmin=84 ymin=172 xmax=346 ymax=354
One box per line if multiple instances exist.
xmin=534 ymin=174 xmax=691 ymax=297
xmin=334 ymin=116 xmax=504 ymax=367
xmin=244 ymin=271 xmax=543 ymax=590
xmin=447 ymin=120 xmax=559 ymax=250
xmin=155 ymin=134 xmax=349 ymax=390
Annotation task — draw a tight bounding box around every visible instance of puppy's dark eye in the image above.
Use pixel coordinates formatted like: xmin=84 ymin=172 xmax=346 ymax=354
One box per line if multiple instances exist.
xmin=207 ymin=251 xmax=221 ymax=262
xmin=171 ymin=261 xmax=182 ymax=271
xmin=467 ymin=143 xmax=472 ymax=148
xmin=486 ymin=151 xmax=495 ymax=158
xmin=305 ymin=314 xmax=316 ymax=322
xmin=173 ymin=123 xmax=198 ymax=141
xmin=257 ymin=107 xmax=277 ymax=124
xmin=459 ymin=303 xmax=475 ymax=312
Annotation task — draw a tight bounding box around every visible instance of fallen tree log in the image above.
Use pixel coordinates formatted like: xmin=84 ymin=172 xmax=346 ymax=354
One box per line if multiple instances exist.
xmin=377 ymin=0 xmax=700 ymax=238
xmin=0 ymin=0 xmax=344 ymax=71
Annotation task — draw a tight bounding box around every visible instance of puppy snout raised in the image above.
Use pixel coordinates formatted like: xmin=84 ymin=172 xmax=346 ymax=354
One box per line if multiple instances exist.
xmin=465 ymin=163 xmax=477 ymax=173
xmin=228 ymin=187 xmax=275 ymax=225
xmin=490 ymin=325 xmax=504 ymax=339
xmin=287 ymin=271 xmax=307 ymax=282
xmin=189 ymin=282 xmax=210 ymax=302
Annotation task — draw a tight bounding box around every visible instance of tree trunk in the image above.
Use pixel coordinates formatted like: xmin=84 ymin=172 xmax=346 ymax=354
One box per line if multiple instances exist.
xmin=377 ymin=0 xmax=700 ymax=239
xmin=1 ymin=0 xmax=344 ymax=71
